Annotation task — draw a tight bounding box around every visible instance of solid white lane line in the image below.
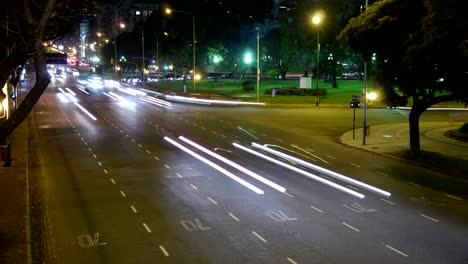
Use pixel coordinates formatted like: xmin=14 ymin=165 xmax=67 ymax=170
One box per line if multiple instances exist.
xmin=146 ymin=150 xmax=151 ymax=154
xmin=310 ymin=205 xmax=324 ymax=214
xmin=445 ymin=194 xmax=462 ymax=200
xmin=350 ymin=163 xmax=361 ymax=168
xmin=179 ymin=136 xmax=286 ymax=193
xmin=166 ymin=137 xmax=264 ymax=194
xmin=142 ymin=223 xmax=152 ymax=233
xmin=159 ymin=245 xmax=169 ymax=256
xmin=342 ymin=222 xmax=360 ymax=232
xmin=420 ymin=213 xmax=439 ymax=223
xmin=190 ymin=184 xmax=198 ymax=190
xmin=120 ymin=190 xmax=126 ymax=197
xmin=228 ymin=213 xmax=240 ymax=222
xmin=176 ymin=173 xmax=183 ymax=178
xmin=252 ymin=231 xmax=268 ymax=243
xmin=250 ymin=143 xmax=392 ymax=198
xmin=207 ymin=197 xmax=218 ymax=205
xmin=380 ymin=198 xmax=396 ymax=205
xmin=326 ymin=155 xmax=336 ymax=159
xmin=287 ymin=258 xmax=298 ymax=264
xmin=385 ymin=244 xmax=408 ymax=257
xmin=154 ymin=156 xmax=159 ymax=160
xmin=165 ymin=164 xmax=171 ymax=169
xmin=237 ymin=143 xmax=364 ymax=198
xmin=110 ymin=178 xmax=116 ymax=184
xmin=130 ymin=205 xmax=138 ymax=214
xmin=104 ymin=169 xmax=108 ymax=174
xmin=376 ymin=171 xmax=389 ymax=177
xmin=407 ymin=182 xmax=421 ymax=187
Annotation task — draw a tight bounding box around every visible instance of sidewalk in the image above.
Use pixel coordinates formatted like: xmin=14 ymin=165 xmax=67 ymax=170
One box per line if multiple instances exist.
xmin=340 ymin=121 xmax=468 ymax=178
xmin=0 ymin=121 xmax=30 ymax=264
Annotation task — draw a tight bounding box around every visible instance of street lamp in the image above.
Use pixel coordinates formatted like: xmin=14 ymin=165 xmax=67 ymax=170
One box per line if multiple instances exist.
xmin=134 ymin=25 xmax=145 ymax=83
xmin=312 ymin=12 xmax=323 ymax=106
xmin=165 ymin=8 xmax=196 ymax=92
xmin=114 ymin=23 xmax=126 ymax=72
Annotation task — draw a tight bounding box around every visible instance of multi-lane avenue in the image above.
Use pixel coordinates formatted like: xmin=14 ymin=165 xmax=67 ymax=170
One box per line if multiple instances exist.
xmin=28 ymin=73 xmax=468 ymax=263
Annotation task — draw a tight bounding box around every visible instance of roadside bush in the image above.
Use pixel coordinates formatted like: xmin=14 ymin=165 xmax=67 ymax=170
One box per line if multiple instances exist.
xmin=242 ymin=80 xmax=255 ymax=91
xmin=460 ymin=122 xmax=468 ymax=133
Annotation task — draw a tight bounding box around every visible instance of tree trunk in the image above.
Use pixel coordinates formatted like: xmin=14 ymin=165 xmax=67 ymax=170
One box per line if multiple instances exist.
xmin=408 ymin=105 xmax=423 ymax=154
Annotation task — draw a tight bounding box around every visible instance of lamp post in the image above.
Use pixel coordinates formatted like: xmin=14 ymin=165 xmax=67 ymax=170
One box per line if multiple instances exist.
xmin=312 ymin=14 xmax=322 ymax=106
xmin=114 ymin=23 xmax=126 ymax=72
xmin=363 ymin=0 xmax=369 ymax=145
xmin=165 ymin=8 xmax=196 ymax=92
xmin=256 ymin=26 xmax=260 ymax=103
xmin=134 ymin=25 xmax=145 ymax=83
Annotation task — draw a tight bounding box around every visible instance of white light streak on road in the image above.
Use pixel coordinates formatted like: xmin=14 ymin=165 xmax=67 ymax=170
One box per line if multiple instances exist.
xmin=159 ymin=245 xmax=169 ymax=256
xmin=165 ymin=95 xmax=266 ymax=106
xmin=142 ymin=223 xmax=152 ymax=233
xmin=165 ymin=137 xmax=264 ymax=194
xmin=384 ymin=244 xmax=408 ymax=257
xmin=207 ymin=197 xmax=218 ymax=205
xmin=179 ymin=136 xmax=286 ymax=193
xmin=103 ymin=92 xmax=119 ymax=101
xmin=139 ymin=96 xmax=172 ymax=109
xmin=251 ymin=143 xmax=391 ymax=198
xmin=228 ymin=213 xmax=240 ymax=221
xmin=74 ymin=102 xmax=97 ymax=121
xmin=420 ymin=213 xmax=439 ymax=223
xmin=237 ymin=126 xmax=259 ymax=140
xmin=56 ymin=93 xmax=69 ymax=103
xmin=291 ymin=144 xmax=328 ymax=164
xmin=342 ymin=222 xmax=360 ymax=232
xmin=251 ymin=231 xmax=268 ymax=243
xmin=234 ymin=143 xmax=364 ymax=199
xmin=445 ymin=194 xmax=462 ymax=200
xmin=65 ymin=87 xmax=76 ymax=96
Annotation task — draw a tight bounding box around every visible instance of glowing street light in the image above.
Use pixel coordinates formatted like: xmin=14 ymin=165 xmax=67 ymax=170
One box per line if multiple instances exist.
xmin=312 ymin=11 xmax=324 ymax=106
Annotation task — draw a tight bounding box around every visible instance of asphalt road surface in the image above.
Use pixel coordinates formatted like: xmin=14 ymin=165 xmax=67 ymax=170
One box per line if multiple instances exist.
xmin=28 ymin=74 xmax=468 ymax=264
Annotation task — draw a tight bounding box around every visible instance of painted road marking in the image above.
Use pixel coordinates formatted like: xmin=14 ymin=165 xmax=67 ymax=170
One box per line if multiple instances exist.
xmin=252 ymin=231 xmax=268 ymax=243
xmin=142 ymin=223 xmax=152 ymax=233
xmin=380 ymin=198 xmax=396 ymax=205
xmin=326 ymin=155 xmax=336 ymax=159
xmin=146 ymin=150 xmax=151 ymax=154
xmin=346 ymin=185 xmax=359 ymax=191
xmin=350 ymin=163 xmax=361 ymax=168
xmin=407 ymin=182 xmax=421 ymax=187
xmin=420 ymin=213 xmax=439 ymax=223
xmin=190 ymin=184 xmax=198 ymax=190
xmin=131 ymin=138 xmax=136 ymax=142
xmin=98 ymin=161 xmax=102 ymax=166
xmin=284 ymin=192 xmax=294 ymax=198
xmin=176 ymin=173 xmax=183 ymax=178
xmin=207 ymin=197 xmax=218 ymax=205
xmin=342 ymin=222 xmax=360 ymax=232
xmin=104 ymin=169 xmax=108 ymax=174
xmin=154 ymin=156 xmax=160 ymax=160
xmin=92 ymin=154 xmax=97 ymax=159
xmin=88 ymin=148 xmax=92 ymax=152
xmin=159 ymin=245 xmax=169 ymax=256
xmin=229 ymin=213 xmax=240 ymax=222
xmin=138 ymin=144 xmax=143 ymax=148
xmin=165 ymin=164 xmax=171 ymax=169
xmin=130 ymin=206 xmax=138 ymax=214
xmin=287 ymin=258 xmax=298 ymax=264
xmin=120 ymin=190 xmax=126 ymax=197
xmin=310 ymin=205 xmax=324 ymax=214
xmin=445 ymin=194 xmax=462 ymax=201
xmin=385 ymin=244 xmax=408 ymax=257
xmin=376 ymin=171 xmax=389 ymax=177
xmin=110 ymin=178 xmax=116 ymax=184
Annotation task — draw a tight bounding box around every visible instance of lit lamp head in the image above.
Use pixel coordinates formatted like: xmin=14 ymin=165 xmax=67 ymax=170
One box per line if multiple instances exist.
xmin=165 ymin=8 xmax=172 ymax=14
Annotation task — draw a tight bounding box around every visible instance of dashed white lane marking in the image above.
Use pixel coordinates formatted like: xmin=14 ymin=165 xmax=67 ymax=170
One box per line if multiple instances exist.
xmin=120 ymin=130 xmax=124 ymax=133
xmin=284 ymin=192 xmax=294 ymax=198
xmin=420 ymin=213 xmax=439 ymax=223
xmin=159 ymin=245 xmax=169 ymax=256
xmin=445 ymin=194 xmax=462 ymax=201
xmin=342 ymin=222 xmax=360 ymax=232
xmin=275 ymin=138 xmax=283 ymax=142
xmin=145 ymin=150 xmax=151 ymax=154
xmin=138 ymin=144 xmax=143 ymax=148
xmin=287 ymin=257 xmax=298 ymax=264
xmin=350 ymin=163 xmax=361 ymax=168
xmin=326 ymin=155 xmax=336 ymax=159
xmin=92 ymin=154 xmax=97 ymax=159
xmin=384 ymin=244 xmax=408 ymax=257
xmin=154 ymin=156 xmax=160 ymax=160
xmin=110 ymin=178 xmax=116 ymax=184
xmin=130 ymin=205 xmax=138 ymax=214
xmin=142 ymin=223 xmax=152 ymax=233
xmin=190 ymin=184 xmax=198 ymax=190
xmin=98 ymin=161 xmax=102 ymax=166
xmin=346 ymin=185 xmax=359 ymax=191
xmin=125 ymin=134 xmax=129 ymax=137
xmin=176 ymin=173 xmax=183 ymax=178
xmin=88 ymin=148 xmax=92 ymax=152
xmin=211 ymin=131 xmax=217 ymax=134
xmin=131 ymin=138 xmax=136 ymax=142
xmin=104 ymin=169 xmax=109 ymax=174
xmin=252 ymin=231 xmax=268 ymax=243
xmin=81 ymin=137 xmax=84 ymax=141
xmin=229 ymin=213 xmax=240 ymax=222
xmin=407 ymin=181 xmax=421 ymax=187
xmin=310 ymin=205 xmax=324 ymax=214
xmin=164 ymin=164 xmax=170 ymax=169
xmin=207 ymin=197 xmax=218 ymax=205
xmin=120 ymin=190 xmax=126 ymax=197
xmin=376 ymin=171 xmax=389 ymax=177
xmin=380 ymin=198 xmax=396 ymax=205
xmin=84 ymin=142 xmax=88 ymax=146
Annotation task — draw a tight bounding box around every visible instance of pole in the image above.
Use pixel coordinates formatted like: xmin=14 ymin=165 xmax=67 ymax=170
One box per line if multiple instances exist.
xmin=141 ymin=27 xmax=145 ymax=83
xmin=156 ymin=35 xmax=159 ymax=72
xmin=192 ymin=14 xmax=196 ymax=93
xmin=256 ymin=27 xmax=260 ymax=102
xmin=362 ymin=0 xmax=368 ymax=145
xmin=114 ymin=37 xmax=117 ymax=72
xmin=353 ymin=108 xmax=356 ymax=139
xmin=315 ymin=29 xmax=320 ymax=106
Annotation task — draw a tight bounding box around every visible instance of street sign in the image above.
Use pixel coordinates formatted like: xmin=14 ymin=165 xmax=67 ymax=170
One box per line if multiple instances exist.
xmin=352 ymin=95 xmax=360 ymax=102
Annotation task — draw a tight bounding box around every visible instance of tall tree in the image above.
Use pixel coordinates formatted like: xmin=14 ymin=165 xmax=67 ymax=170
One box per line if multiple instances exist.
xmin=0 ymin=0 xmax=83 ymax=144
xmin=338 ymin=0 xmax=468 ymax=153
